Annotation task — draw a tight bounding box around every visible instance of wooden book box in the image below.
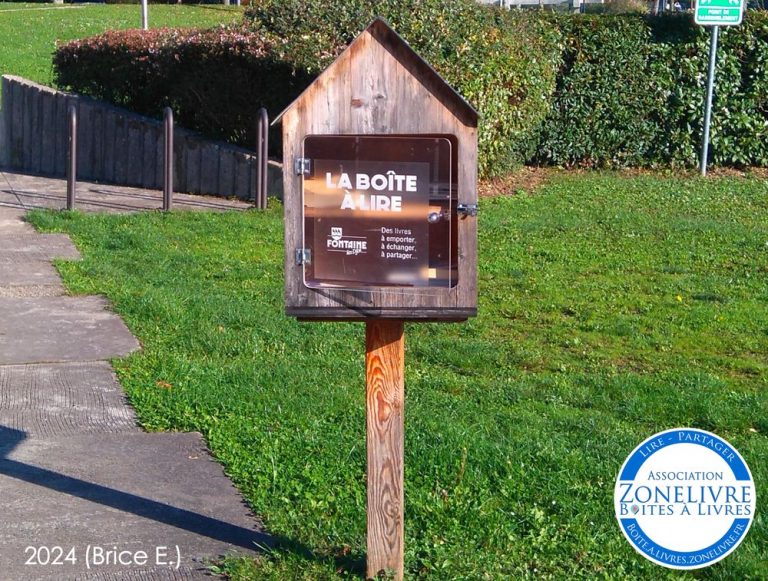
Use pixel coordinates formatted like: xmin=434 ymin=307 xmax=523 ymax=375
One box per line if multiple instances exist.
xmin=275 ymin=18 xmax=478 ymax=321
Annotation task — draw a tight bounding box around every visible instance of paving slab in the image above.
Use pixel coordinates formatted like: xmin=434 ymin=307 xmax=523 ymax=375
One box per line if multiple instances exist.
xmin=0 ymin=174 xmax=268 ymax=580
xmin=0 ymin=285 xmax=64 ymax=298
xmin=0 ymin=362 xmax=138 ymax=438
xmin=0 ymin=296 xmax=140 ymax=365
xmin=0 ymin=431 xmax=266 ymax=580
xmin=0 ymin=207 xmax=34 ymax=233
xmin=73 ymin=569 xmax=213 ymax=580
xmin=0 ymin=262 xmax=65 ymax=297
xmin=0 ymin=233 xmax=81 ymax=263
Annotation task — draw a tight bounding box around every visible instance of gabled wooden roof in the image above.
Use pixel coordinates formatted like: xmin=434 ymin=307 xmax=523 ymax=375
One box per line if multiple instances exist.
xmin=273 ymin=17 xmax=478 ymax=127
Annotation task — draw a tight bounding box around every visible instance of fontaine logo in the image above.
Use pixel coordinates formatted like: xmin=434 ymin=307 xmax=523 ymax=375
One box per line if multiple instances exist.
xmin=614 ymin=428 xmax=755 ymax=569
xmin=326 ymin=227 xmax=367 ymax=256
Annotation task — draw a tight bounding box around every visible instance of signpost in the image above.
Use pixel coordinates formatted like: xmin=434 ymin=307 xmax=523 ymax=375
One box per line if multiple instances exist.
xmin=695 ymin=0 xmax=744 ymax=25
xmin=276 ymin=19 xmax=478 ymax=580
xmin=694 ymin=0 xmax=745 ymax=176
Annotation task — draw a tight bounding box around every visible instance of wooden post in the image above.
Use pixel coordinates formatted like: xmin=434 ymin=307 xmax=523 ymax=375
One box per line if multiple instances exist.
xmin=66 ymin=105 xmax=77 ymax=211
xmin=277 ymin=20 xmax=479 ymax=577
xmin=366 ymin=320 xmax=405 ymax=580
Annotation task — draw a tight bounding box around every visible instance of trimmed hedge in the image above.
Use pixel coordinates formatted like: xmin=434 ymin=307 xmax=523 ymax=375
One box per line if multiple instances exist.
xmin=535 ymin=15 xmax=671 ymax=167
xmin=243 ymin=0 xmax=563 ymax=175
xmin=246 ymin=4 xmax=768 ymax=169
xmin=54 ymin=2 xmax=562 ymax=177
xmin=53 ymin=26 xmax=312 ymax=149
xmin=537 ymin=12 xmax=768 ymax=168
xmin=53 ymin=8 xmax=768 ymax=172
xmin=665 ymin=13 xmax=768 ymax=167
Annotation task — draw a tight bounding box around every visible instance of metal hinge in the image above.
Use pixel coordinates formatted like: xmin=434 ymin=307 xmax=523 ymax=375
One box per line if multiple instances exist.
xmin=295 ymin=248 xmax=311 ymax=265
xmin=457 ymin=203 xmax=478 ymax=217
xmin=294 ymin=157 xmax=311 ymax=176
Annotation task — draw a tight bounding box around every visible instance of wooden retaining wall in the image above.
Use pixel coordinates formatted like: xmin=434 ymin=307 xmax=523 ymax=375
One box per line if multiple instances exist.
xmin=0 ymin=75 xmax=281 ymax=200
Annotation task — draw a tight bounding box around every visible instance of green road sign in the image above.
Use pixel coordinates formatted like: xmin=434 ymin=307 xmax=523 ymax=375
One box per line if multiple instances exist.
xmin=695 ymin=0 xmax=745 ymax=26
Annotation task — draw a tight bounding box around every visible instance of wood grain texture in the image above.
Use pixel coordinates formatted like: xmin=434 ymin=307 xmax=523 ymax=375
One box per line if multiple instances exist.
xmin=1 ymin=76 xmax=259 ymax=200
xmin=54 ymin=96 xmax=68 ymax=176
xmin=366 ymin=320 xmax=405 ymax=580
xmin=113 ymin=114 xmax=128 ymax=184
xmin=281 ymin=24 xmax=478 ymax=320
xmin=40 ymin=92 xmax=56 ymax=174
xmin=127 ymin=118 xmax=143 ymax=187
xmin=186 ymin=139 xmax=202 ymax=194
xmin=200 ymin=143 xmax=220 ymax=195
xmin=29 ymin=85 xmax=42 ymax=173
xmin=291 ymin=307 xmax=474 ymax=321
xmin=21 ymin=84 xmax=34 ymax=169
xmin=141 ymin=123 xmax=156 ymax=189
xmin=80 ymin=102 xmax=96 ymax=181
xmin=90 ymin=105 xmax=105 ymax=182
xmin=0 ymin=77 xmax=10 ymax=167
xmin=9 ymin=80 xmax=24 ymax=167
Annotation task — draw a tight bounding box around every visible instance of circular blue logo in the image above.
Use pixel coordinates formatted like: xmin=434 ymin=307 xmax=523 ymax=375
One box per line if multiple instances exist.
xmin=614 ymin=428 xmax=756 ymax=569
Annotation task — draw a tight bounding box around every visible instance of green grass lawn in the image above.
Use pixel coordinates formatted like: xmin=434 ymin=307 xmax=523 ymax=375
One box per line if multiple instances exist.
xmin=0 ymin=3 xmax=242 ymax=85
xmin=29 ymin=173 xmax=767 ymax=579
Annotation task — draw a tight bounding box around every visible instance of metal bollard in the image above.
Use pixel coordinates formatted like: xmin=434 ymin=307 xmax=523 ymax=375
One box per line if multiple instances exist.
xmin=163 ymin=107 xmax=173 ymax=211
xmin=66 ymin=105 xmax=77 ymax=211
xmin=256 ymin=108 xmax=269 ymax=209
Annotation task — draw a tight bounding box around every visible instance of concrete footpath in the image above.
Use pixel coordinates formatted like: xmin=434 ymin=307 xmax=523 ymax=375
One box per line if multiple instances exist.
xmin=0 ymin=174 xmax=266 ymax=579
xmin=0 ymin=170 xmax=252 ymax=213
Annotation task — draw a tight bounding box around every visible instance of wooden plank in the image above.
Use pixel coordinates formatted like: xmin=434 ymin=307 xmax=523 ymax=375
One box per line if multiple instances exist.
xmin=185 ymin=138 xmax=202 ymax=194
xmin=40 ymin=91 xmax=57 ymax=175
xmin=53 ymin=96 xmax=69 ymax=176
xmin=21 ymin=83 xmax=34 ymax=170
xmin=457 ymin=126 xmax=478 ymax=309
xmin=290 ymin=307 xmax=473 ymax=321
xmin=142 ymin=124 xmax=157 ymax=189
xmin=365 ymin=320 xmax=405 ymax=581
xmin=127 ymin=118 xmax=142 ymax=187
xmin=113 ymin=114 xmax=128 ymax=183
xmin=102 ymin=108 xmax=116 ymax=182
xmin=0 ymin=77 xmax=8 ymax=167
xmin=250 ymin=150 xmax=259 ymax=203
xmin=217 ymin=147 xmax=236 ymax=198
xmin=10 ymin=81 xmax=25 ymax=168
xmin=282 ymin=109 xmax=306 ymax=309
xmin=171 ymin=131 xmax=184 ymax=193
xmin=90 ymin=105 xmax=105 ymax=182
xmin=267 ymin=160 xmax=282 ymax=200
xmin=6 ymin=79 xmax=24 ymax=168
xmin=156 ymin=126 xmax=165 ymax=191
xmin=200 ymin=142 xmax=219 ymax=195
xmin=234 ymin=153 xmax=252 ymax=201
xmin=77 ymin=102 xmax=93 ymax=180
xmin=29 ymin=85 xmax=42 ymax=174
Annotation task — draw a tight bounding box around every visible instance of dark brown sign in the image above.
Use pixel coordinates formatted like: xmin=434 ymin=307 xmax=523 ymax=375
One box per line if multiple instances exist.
xmin=302 ymin=135 xmax=456 ymax=289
